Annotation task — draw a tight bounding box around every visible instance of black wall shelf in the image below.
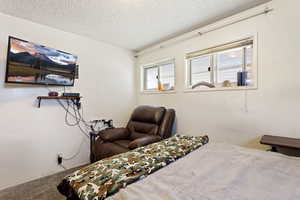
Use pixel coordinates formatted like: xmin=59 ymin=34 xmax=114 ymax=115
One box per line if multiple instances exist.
xmin=37 ymin=96 xmax=82 ymax=108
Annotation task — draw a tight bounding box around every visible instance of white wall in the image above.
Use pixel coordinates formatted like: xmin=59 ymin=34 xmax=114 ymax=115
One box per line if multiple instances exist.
xmin=136 ymin=0 xmax=300 ymax=145
xmin=0 ymin=13 xmax=135 ymax=190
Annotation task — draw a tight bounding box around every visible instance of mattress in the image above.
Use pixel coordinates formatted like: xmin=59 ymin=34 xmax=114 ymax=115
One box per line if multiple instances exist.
xmin=58 ymin=135 xmax=209 ymax=200
xmin=107 ymin=143 xmax=300 ymax=200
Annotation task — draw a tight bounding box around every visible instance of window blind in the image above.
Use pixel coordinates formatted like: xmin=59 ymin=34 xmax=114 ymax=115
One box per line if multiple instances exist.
xmin=185 ymin=38 xmax=253 ymax=59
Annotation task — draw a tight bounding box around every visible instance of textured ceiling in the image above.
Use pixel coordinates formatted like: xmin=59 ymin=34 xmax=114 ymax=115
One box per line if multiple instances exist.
xmin=0 ymin=0 xmax=270 ymax=51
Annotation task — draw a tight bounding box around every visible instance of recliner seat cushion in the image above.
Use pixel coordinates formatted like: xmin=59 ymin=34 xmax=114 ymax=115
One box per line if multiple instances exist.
xmin=128 ymin=121 xmax=159 ymax=140
xmin=93 ymin=141 xmax=128 ymax=161
xmin=113 ymin=140 xmax=131 ymax=149
xmin=130 ymin=132 xmax=151 ymax=140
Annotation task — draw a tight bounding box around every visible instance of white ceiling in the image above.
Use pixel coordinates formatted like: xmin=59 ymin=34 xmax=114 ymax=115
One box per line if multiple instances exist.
xmin=0 ymin=0 xmax=270 ymax=51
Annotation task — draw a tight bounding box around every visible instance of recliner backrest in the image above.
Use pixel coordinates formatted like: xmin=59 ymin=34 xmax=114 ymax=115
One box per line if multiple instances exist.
xmin=127 ymin=106 xmax=166 ymax=140
xmin=158 ymin=109 xmax=176 ymax=139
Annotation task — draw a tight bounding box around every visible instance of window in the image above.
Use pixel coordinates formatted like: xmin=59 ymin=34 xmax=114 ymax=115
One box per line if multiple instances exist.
xmin=216 ymin=47 xmax=243 ymax=84
xmin=142 ymin=59 xmax=175 ymax=92
xmin=186 ymin=38 xmax=255 ymax=90
xmin=189 ymin=55 xmax=211 ymax=85
xmin=144 ymin=67 xmax=158 ymax=90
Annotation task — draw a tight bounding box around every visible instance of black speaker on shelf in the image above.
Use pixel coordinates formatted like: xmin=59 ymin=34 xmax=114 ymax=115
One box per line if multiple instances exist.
xmin=62 ymin=93 xmax=80 ymax=97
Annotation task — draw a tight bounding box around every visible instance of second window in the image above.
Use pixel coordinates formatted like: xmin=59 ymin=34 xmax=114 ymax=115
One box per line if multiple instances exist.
xmin=186 ymin=38 xmax=254 ymax=89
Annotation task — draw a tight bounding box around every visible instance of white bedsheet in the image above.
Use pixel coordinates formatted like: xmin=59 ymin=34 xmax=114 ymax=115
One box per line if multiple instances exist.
xmin=107 ymin=143 xmax=300 ymax=200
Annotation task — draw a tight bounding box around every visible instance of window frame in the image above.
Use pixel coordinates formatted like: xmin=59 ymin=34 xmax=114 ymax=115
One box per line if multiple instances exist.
xmin=214 ymin=46 xmax=247 ymax=86
xmin=185 ymin=36 xmax=257 ymax=92
xmin=141 ymin=58 xmax=176 ymax=93
xmin=143 ymin=65 xmax=159 ymax=91
xmin=188 ymin=54 xmax=214 ymax=86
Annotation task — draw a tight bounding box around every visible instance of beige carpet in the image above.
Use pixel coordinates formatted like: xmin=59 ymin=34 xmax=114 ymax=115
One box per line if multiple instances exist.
xmin=0 ymin=166 xmax=84 ymax=200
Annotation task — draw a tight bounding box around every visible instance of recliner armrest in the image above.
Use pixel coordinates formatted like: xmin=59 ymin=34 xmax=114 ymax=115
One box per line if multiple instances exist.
xmin=128 ymin=135 xmax=162 ymax=149
xmin=99 ymin=128 xmax=130 ymax=142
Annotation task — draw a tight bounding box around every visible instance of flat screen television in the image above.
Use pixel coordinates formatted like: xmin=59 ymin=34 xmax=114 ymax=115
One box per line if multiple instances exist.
xmin=5 ymin=36 xmax=78 ymax=86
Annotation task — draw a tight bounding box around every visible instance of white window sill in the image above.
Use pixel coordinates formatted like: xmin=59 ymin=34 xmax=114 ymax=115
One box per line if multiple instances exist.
xmin=140 ymin=90 xmax=177 ymax=95
xmin=184 ymin=86 xmax=257 ymax=93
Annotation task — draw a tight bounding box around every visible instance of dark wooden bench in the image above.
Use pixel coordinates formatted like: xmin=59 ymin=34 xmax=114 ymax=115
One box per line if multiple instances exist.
xmin=260 ymin=135 xmax=300 ymax=157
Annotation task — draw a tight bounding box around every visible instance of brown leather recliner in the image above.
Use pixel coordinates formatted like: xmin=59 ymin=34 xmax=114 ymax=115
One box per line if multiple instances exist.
xmin=90 ymin=106 xmax=176 ymax=162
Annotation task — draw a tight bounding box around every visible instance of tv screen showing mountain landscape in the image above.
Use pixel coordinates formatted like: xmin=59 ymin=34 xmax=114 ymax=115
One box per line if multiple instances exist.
xmin=5 ymin=37 xmax=78 ymax=86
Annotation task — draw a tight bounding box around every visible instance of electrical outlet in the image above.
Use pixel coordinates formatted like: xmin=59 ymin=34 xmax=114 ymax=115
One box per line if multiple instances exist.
xmin=57 ymin=154 xmax=63 ymax=165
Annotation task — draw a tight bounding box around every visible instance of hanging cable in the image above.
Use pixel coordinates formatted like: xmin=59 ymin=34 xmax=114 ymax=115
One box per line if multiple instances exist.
xmin=43 ymin=85 xmax=109 ymax=163
xmin=62 ymin=137 xmax=85 ymax=161
xmin=64 ymin=100 xmax=81 ymax=127
xmin=44 ymin=85 xmax=91 ymax=137
xmin=244 ymin=85 xmax=249 ymax=113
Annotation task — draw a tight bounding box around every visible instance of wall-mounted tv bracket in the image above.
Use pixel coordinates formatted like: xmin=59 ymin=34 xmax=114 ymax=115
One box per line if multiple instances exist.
xmin=37 ymin=96 xmax=82 ymax=108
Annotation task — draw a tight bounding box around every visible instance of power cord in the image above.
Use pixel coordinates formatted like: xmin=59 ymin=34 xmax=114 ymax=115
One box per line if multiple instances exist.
xmin=59 ymin=164 xmax=67 ymax=170
xmin=61 ymin=138 xmax=85 ymax=161
xmin=44 ymin=85 xmax=109 ymax=166
xmin=56 ymin=98 xmax=90 ymax=138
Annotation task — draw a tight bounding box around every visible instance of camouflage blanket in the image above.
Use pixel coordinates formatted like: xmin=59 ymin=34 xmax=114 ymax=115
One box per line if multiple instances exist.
xmin=58 ymin=135 xmax=209 ymax=200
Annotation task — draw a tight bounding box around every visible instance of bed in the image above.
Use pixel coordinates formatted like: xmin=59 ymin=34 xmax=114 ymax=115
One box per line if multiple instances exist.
xmin=58 ymin=135 xmax=300 ymax=200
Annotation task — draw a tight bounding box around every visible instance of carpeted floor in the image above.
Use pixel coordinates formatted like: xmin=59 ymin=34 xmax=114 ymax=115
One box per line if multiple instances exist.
xmin=0 ymin=166 xmax=84 ymax=200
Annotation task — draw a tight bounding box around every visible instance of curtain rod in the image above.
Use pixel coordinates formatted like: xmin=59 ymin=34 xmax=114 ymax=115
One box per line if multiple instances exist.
xmin=198 ymin=7 xmax=273 ymax=36
xmin=136 ymin=7 xmax=273 ymax=58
